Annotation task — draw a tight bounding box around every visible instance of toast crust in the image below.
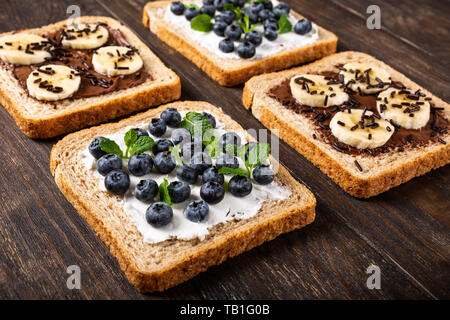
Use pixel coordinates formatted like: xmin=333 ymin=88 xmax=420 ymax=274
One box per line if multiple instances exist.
xmin=243 ymin=51 xmax=450 ymax=198
xmin=142 ymin=1 xmax=337 ymax=86
xmin=0 ymin=16 xmax=181 ymax=138
xmin=50 ymin=101 xmax=316 ymax=292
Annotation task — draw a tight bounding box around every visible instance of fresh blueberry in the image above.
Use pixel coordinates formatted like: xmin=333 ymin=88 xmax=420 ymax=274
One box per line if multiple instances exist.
xmin=295 ymin=19 xmax=312 ymax=35
xmin=224 ymin=24 xmax=243 ymax=41
xmin=170 ymin=1 xmax=185 ymax=15
xmin=168 ymin=180 xmax=191 ymax=203
xmin=133 ymin=179 xmax=158 ymax=202
xmin=152 ymin=138 xmax=174 ymax=154
xmin=229 ymin=0 xmax=245 ymax=7
xmin=237 ymin=41 xmax=256 ymax=58
xmin=132 ymin=128 xmax=149 ymax=138
xmin=264 ymin=25 xmax=278 ymax=41
xmin=273 ymin=2 xmax=290 ymax=19
xmin=89 ymin=137 xmax=107 ymax=159
xmin=176 ymin=165 xmax=198 ymax=184
xmin=202 ymin=112 xmax=216 ymax=128
xmin=182 ymin=141 xmax=204 ymax=162
xmin=215 ymin=153 xmax=239 ymax=170
xmin=263 ymin=17 xmax=278 ymax=29
xmin=219 ymin=38 xmax=234 ymax=53
xmin=258 ymin=9 xmax=275 ymax=21
xmin=184 ymin=7 xmax=200 ymax=21
xmin=104 ymin=170 xmax=130 ymax=195
xmin=216 ymin=10 xmax=236 ymax=24
xmin=228 ymin=175 xmax=252 ymax=197
xmin=148 ymin=118 xmax=167 ymax=137
xmin=244 ymin=30 xmax=262 ymax=47
xmin=128 ymin=153 xmax=153 ymax=176
xmin=213 ymin=0 xmax=229 ymax=11
xmin=171 ymin=128 xmax=192 ymax=146
xmin=249 ymin=2 xmax=264 ymax=13
xmin=200 ymin=181 xmax=225 ymax=204
xmin=146 ymin=202 xmax=173 ymax=227
xmin=154 ymin=151 xmax=176 ymax=173
xmin=202 ymin=167 xmax=224 ymax=184
xmin=200 ymin=4 xmax=216 ymax=16
xmin=190 ymin=152 xmax=212 ymax=174
xmin=252 ymin=165 xmax=274 ymax=185
xmin=246 ymin=9 xmax=260 ymax=24
xmin=160 ymin=108 xmax=181 ymax=127
xmin=213 ymin=20 xmax=228 ymax=36
xmin=219 ymin=132 xmax=242 ymax=153
xmin=96 ymin=154 xmax=122 ymax=176
xmin=263 ymin=0 xmax=273 ymax=10
xmin=203 ymin=0 xmax=214 ymax=5
xmin=185 ymin=200 xmax=209 ymax=222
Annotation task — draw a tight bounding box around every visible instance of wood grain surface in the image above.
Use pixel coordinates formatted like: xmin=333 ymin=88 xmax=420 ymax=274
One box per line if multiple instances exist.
xmin=0 ymin=0 xmax=448 ymax=299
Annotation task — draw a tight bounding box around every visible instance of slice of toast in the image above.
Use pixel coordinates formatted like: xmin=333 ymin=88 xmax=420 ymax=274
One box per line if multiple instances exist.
xmin=50 ymin=101 xmax=316 ymax=292
xmin=243 ymin=51 xmax=450 ymax=198
xmin=0 ymin=16 xmax=181 ymax=138
xmin=142 ymin=1 xmax=337 ymax=86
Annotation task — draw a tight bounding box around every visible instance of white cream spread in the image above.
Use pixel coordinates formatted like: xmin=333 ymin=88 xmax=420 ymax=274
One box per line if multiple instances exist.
xmin=80 ymin=111 xmax=290 ymax=243
xmin=155 ymin=1 xmax=319 ymax=60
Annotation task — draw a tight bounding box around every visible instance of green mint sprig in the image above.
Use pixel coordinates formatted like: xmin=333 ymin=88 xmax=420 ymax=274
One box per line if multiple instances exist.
xmin=191 ymin=14 xmax=214 ymax=32
xmin=238 ymin=15 xmax=261 ymax=34
xmin=223 ymin=3 xmax=243 ymax=20
xmin=159 ymin=177 xmax=172 ymax=205
xmin=99 ymin=129 xmax=154 ymax=159
xmin=278 ymin=13 xmax=292 ymax=34
xmin=218 ymin=142 xmax=271 ymax=177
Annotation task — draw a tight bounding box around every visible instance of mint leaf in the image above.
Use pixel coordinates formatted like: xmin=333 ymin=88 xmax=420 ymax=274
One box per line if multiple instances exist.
xmin=124 ymin=129 xmax=138 ymax=148
xmin=246 ymin=143 xmax=271 ymax=167
xmin=223 ymin=3 xmax=235 ymax=11
xmin=191 ymin=14 xmax=213 ymax=32
xmin=170 ymin=144 xmax=184 ymax=166
xmin=278 ymin=13 xmax=292 ymax=34
xmin=159 ymin=177 xmax=172 ymax=205
xmin=218 ymin=166 xmax=249 ymax=177
xmin=180 ymin=112 xmax=213 ymax=144
xmin=129 ymin=136 xmax=154 ymax=156
xmin=99 ymin=138 xmax=123 ymax=158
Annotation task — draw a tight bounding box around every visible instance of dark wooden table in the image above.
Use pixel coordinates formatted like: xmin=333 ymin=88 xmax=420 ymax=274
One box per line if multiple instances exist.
xmin=0 ymin=0 xmax=448 ymax=300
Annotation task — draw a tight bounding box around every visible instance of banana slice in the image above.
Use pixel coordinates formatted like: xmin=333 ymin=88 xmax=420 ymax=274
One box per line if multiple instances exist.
xmin=92 ymin=46 xmax=143 ymax=77
xmin=26 ymin=64 xmax=81 ymax=101
xmin=0 ymin=34 xmax=52 ymax=65
xmin=377 ymin=88 xmax=430 ymax=129
xmin=340 ymin=63 xmax=391 ymax=94
xmin=61 ymin=23 xmax=109 ymax=50
xmin=290 ymin=74 xmax=349 ymax=107
xmin=330 ymin=109 xmax=394 ymax=149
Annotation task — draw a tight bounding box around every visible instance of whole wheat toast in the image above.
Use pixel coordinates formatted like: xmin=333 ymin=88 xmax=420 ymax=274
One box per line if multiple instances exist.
xmin=243 ymin=51 xmax=450 ymax=198
xmin=50 ymin=101 xmax=316 ymax=292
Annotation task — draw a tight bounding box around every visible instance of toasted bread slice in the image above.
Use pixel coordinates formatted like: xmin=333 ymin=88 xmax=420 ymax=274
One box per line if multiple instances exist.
xmin=0 ymin=16 xmax=181 ymax=138
xmin=243 ymin=51 xmax=450 ymax=198
xmin=142 ymin=1 xmax=337 ymax=86
xmin=50 ymin=101 xmax=316 ymax=292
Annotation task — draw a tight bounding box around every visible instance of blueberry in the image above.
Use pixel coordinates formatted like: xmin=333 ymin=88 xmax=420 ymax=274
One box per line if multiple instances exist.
xmin=190 ymin=152 xmax=212 ymax=174
xmin=104 ymin=170 xmax=130 ymax=195
xmin=258 ymin=9 xmax=275 ymax=21
xmin=168 ymin=180 xmax=191 ymax=203
xmin=203 ymin=0 xmax=214 ymax=5
xmin=229 ymin=0 xmax=245 ymax=7
xmin=96 ymin=154 xmax=122 ymax=176
xmin=219 ymin=132 xmax=242 ymax=153
xmin=252 ymin=165 xmax=274 ymax=185
xmin=263 ymin=0 xmax=273 ymax=10
xmin=228 ymin=175 xmax=252 ymax=197
xmin=148 ymin=118 xmax=167 ymax=137
xmin=295 ymin=19 xmax=312 ymax=35
xmin=200 ymin=4 xmax=216 ymax=16
xmin=152 ymin=138 xmax=174 ymax=154
xmin=273 ymin=2 xmax=290 ymax=19
xmin=202 ymin=112 xmax=216 ymax=128
xmin=132 ymin=128 xmax=149 ymax=138
xmin=202 ymin=167 xmax=225 ymax=184
xmin=182 ymin=141 xmax=204 ymax=162
xmin=213 ymin=20 xmax=228 ymax=37
xmin=249 ymin=2 xmax=264 ymax=13
xmin=224 ymin=24 xmax=243 ymax=41
xmin=219 ymin=38 xmax=234 ymax=53
xmin=216 ymin=10 xmax=235 ymax=24
xmin=146 ymin=202 xmax=173 ymax=227
xmin=216 ymin=153 xmax=239 ymax=170
xmin=160 ymin=108 xmax=181 ymax=127
xmin=176 ymin=165 xmax=198 ymax=184
xmin=89 ymin=137 xmax=107 ymax=159
xmin=244 ymin=30 xmax=262 ymax=47
xmin=200 ymin=181 xmax=225 ymax=204
xmin=133 ymin=179 xmax=158 ymax=202
xmin=170 ymin=1 xmax=185 ymax=15
xmin=264 ymin=25 xmax=278 ymax=41
xmin=246 ymin=9 xmax=260 ymax=24
xmin=263 ymin=17 xmax=278 ymax=29
xmin=213 ymin=0 xmax=229 ymax=11
xmin=184 ymin=7 xmax=200 ymax=21
xmin=128 ymin=153 xmax=153 ymax=176
xmin=171 ymin=128 xmax=191 ymax=146
xmin=185 ymin=200 xmax=209 ymax=222
xmin=237 ymin=41 xmax=256 ymax=58
xmin=154 ymin=151 xmax=176 ymax=173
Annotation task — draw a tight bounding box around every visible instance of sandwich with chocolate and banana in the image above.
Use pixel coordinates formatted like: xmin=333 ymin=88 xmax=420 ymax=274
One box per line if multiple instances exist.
xmin=243 ymin=51 xmax=449 ymax=198
xmin=0 ymin=16 xmax=180 ymax=138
